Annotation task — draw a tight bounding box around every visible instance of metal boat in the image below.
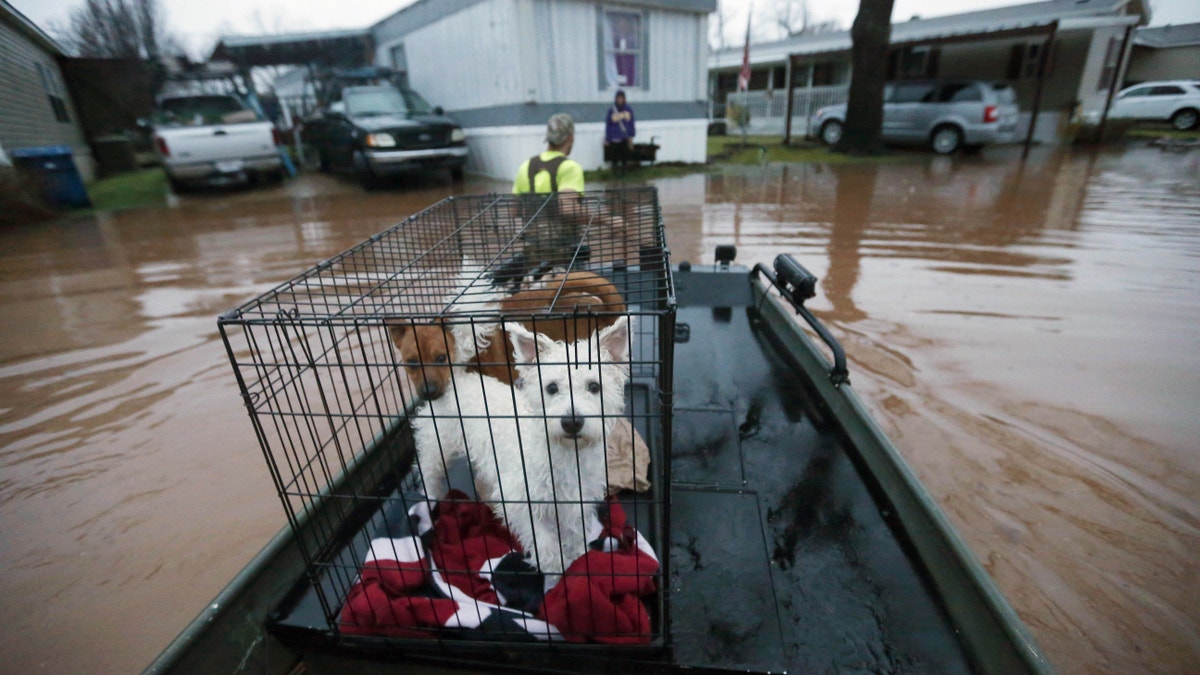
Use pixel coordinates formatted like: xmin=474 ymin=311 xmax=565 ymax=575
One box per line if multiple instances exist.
xmin=146 ymin=189 xmax=1052 ymax=674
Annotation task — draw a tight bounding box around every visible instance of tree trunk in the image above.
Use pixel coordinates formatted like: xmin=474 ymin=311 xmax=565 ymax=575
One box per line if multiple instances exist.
xmin=834 ymin=0 xmax=895 ymax=156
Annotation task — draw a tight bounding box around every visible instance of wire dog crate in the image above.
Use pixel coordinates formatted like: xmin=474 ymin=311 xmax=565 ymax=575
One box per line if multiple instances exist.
xmin=218 ymin=188 xmax=675 ymax=660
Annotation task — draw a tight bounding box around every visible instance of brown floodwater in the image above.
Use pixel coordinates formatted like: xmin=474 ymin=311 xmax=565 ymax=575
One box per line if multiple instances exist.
xmin=1 ymin=146 xmax=1197 ymax=673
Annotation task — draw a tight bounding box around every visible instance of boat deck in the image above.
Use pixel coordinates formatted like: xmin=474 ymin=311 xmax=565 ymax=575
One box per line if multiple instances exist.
xmin=269 ymin=265 xmax=972 ymax=674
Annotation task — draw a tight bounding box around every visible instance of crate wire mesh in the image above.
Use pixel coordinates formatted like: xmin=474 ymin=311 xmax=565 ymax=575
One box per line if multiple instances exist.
xmin=218 ymin=188 xmax=674 ymax=653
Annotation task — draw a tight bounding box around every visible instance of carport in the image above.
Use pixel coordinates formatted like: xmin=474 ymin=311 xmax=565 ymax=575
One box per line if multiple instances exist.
xmin=782 ymin=21 xmax=1064 ymax=156
xmin=210 ymin=28 xmax=374 ymax=70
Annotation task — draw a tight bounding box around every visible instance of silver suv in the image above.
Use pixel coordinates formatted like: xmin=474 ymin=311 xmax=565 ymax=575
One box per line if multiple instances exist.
xmin=814 ymin=80 xmax=1020 ymax=154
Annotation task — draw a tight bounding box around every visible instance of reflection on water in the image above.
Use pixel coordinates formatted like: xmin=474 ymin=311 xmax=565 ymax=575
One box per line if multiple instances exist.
xmin=681 ymin=146 xmax=1200 ymax=674
xmin=1 ymin=152 xmax=1198 ymax=673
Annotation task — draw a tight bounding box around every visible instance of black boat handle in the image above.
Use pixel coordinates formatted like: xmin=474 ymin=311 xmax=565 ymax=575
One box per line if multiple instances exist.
xmin=753 ymin=255 xmax=850 ymax=385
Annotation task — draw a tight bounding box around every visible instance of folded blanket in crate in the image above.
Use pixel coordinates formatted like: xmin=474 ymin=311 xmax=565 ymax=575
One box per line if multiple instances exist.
xmin=339 ymin=491 xmax=659 ymax=643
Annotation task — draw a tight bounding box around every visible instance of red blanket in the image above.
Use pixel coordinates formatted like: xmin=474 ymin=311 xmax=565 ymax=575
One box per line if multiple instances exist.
xmin=339 ymin=491 xmax=659 ymax=643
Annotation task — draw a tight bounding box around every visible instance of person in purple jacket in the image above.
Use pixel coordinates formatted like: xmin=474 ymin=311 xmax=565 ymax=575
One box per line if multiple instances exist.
xmin=604 ymin=90 xmax=636 ymax=164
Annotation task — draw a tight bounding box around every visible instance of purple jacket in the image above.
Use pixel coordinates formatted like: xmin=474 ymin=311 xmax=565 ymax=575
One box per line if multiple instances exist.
xmin=605 ymin=104 xmax=635 ymax=144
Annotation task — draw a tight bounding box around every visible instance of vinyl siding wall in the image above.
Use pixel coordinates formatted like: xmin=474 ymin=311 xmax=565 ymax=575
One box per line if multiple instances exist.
xmin=0 ymin=19 xmax=94 ymax=180
xmin=1126 ymin=45 xmax=1200 ymax=84
xmin=373 ymin=0 xmax=710 ymax=178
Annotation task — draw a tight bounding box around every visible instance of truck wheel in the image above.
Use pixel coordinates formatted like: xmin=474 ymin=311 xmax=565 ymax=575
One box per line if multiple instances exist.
xmin=166 ymin=172 xmax=189 ymax=194
xmin=318 ymin=150 xmax=330 ymax=172
xmin=450 ymin=166 xmax=465 ymax=182
xmin=355 ymin=152 xmax=382 ymax=190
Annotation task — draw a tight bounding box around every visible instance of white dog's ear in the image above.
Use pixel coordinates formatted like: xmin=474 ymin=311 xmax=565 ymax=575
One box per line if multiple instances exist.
xmin=598 ymin=316 xmax=632 ymax=363
xmin=508 ymin=323 xmax=557 ymax=364
xmin=508 ymin=323 xmax=539 ymax=364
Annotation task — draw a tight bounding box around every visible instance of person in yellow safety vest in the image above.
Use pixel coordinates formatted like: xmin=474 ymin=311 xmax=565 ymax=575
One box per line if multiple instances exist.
xmin=513 ymin=113 xmax=585 ymax=194
xmin=510 ymin=113 xmax=637 ymax=269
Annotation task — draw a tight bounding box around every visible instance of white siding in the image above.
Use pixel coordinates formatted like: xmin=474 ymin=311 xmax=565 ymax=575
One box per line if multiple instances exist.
xmin=464 ymin=118 xmax=707 ymax=179
xmin=379 ymin=0 xmax=529 ymax=111
xmin=372 ymin=0 xmax=712 ymax=179
xmin=375 ymin=0 xmax=710 ymax=110
xmin=0 ymin=19 xmax=94 ymax=181
xmin=1077 ymin=25 xmax=1134 ymax=115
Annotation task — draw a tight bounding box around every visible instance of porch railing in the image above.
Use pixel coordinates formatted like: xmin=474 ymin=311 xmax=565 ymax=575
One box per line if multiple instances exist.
xmin=722 ymin=85 xmax=849 ymax=138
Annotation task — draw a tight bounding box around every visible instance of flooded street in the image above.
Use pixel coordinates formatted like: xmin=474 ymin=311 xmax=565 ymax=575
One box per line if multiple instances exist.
xmin=2 ymin=146 xmax=1198 ymax=673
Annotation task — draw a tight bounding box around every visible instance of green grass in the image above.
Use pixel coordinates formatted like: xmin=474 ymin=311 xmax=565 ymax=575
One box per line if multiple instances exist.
xmin=85 ymin=168 xmax=169 ymax=212
xmin=1125 ymin=127 xmax=1200 ymax=140
xmin=585 ymin=161 xmax=714 ymax=183
xmin=708 ymin=134 xmax=919 ymax=165
xmin=584 ymin=133 xmax=920 ymax=183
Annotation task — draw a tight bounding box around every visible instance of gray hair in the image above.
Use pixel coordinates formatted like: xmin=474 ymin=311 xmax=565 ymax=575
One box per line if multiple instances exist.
xmin=545 ymin=113 xmax=575 ymax=146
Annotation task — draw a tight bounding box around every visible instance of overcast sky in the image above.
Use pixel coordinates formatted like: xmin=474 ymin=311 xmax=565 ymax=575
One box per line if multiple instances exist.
xmin=11 ymin=0 xmax=1199 ymax=58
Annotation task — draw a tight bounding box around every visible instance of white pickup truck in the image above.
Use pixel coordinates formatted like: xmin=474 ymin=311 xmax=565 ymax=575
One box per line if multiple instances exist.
xmin=152 ymin=94 xmax=284 ymax=190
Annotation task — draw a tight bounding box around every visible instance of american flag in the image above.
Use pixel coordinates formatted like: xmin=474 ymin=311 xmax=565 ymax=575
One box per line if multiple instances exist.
xmin=737 ymin=11 xmax=752 ymax=91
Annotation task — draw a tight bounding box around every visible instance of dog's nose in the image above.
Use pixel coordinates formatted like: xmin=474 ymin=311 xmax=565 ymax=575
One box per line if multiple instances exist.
xmin=560 ymin=415 xmax=584 ymax=437
xmin=420 ymin=383 xmax=443 ymax=400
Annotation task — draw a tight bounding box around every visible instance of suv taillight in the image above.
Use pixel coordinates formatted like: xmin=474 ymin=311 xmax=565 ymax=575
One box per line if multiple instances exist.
xmin=984 ymin=105 xmax=998 ymax=123
xmin=155 ymin=136 xmax=170 ymax=157
xmin=272 ymin=128 xmax=286 ymax=146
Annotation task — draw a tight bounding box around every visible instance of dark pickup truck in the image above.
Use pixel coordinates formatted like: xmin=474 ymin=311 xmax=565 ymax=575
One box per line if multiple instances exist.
xmin=301 ymin=84 xmax=468 ymax=188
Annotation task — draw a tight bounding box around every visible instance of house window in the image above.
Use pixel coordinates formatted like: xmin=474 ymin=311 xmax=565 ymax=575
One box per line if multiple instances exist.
xmin=1097 ymin=36 xmax=1122 ymax=91
xmin=889 ymin=46 xmax=940 ymax=80
xmin=811 ymin=61 xmax=834 ymax=86
xmin=35 ymin=62 xmax=70 ymax=123
xmin=600 ymin=8 xmax=644 ymax=89
xmin=1007 ymin=42 xmax=1050 ymax=81
xmin=390 ymin=43 xmax=407 ymax=72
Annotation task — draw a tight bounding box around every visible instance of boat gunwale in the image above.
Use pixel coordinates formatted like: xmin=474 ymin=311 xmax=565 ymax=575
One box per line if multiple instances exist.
xmin=145 ymin=265 xmax=1053 ymax=675
xmin=746 ymin=271 xmax=1054 ymax=675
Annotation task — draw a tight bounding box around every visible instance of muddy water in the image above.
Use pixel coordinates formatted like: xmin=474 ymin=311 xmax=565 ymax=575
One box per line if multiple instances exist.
xmin=1 ymin=149 xmax=1197 ymax=673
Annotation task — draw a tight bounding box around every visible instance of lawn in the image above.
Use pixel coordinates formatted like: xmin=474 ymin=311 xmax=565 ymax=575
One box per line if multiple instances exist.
xmin=85 ymin=168 xmax=169 ymax=212
xmin=586 ymin=133 xmax=918 ymax=183
xmin=1124 ymin=126 xmax=1200 ymax=140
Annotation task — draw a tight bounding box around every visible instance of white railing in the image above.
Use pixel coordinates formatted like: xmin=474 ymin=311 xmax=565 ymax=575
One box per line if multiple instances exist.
xmin=723 ymin=85 xmax=849 ymax=138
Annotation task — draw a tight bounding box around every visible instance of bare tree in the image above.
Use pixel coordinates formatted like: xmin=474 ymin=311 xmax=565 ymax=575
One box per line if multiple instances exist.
xmin=772 ymin=0 xmax=842 ymax=38
xmin=773 ymin=0 xmax=811 ymax=36
xmin=834 ymin=0 xmax=895 ymax=155
xmin=63 ymin=0 xmax=176 ymax=60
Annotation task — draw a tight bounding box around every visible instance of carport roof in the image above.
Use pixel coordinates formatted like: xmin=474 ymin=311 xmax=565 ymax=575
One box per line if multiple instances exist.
xmin=1133 ymin=23 xmax=1200 ymax=49
xmin=210 ymin=28 xmax=373 ymax=68
xmin=710 ymin=0 xmax=1148 ymax=69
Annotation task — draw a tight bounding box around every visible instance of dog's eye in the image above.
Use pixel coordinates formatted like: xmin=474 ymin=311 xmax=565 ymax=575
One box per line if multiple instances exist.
xmin=434 ymin=354 xmax=448 ymax=364
xmin=406 ymin=358 xmax=419 ymax=366
xmin=545 ymin=382 xmax=559 ymax=395
xmin=587 ymin=381 xmax=601 ymax=394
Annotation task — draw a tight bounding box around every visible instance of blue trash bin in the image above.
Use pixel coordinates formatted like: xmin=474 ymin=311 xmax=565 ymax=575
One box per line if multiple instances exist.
xmin=10 ymin=145 xmax=92 ymax=209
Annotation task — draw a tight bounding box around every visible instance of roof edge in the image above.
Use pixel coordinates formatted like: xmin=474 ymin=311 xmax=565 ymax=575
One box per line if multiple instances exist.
xmin=0 ymin=0 xmax=67 ymax=56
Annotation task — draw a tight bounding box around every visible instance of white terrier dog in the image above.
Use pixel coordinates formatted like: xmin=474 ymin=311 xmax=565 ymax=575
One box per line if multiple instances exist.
xmin=411 ymin=316 xmax=632 ymax=578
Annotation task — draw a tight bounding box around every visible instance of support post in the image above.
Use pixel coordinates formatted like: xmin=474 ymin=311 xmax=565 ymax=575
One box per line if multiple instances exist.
xmin=784 ymin=55 xmax=797 ymax=145
xmin=1022 ymin=21 xmax=1057 ymax=160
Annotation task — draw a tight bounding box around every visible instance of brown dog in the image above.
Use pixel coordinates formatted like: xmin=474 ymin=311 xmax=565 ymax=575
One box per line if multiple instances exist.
xmin=389 ymin=270 xmax=626 ymax=400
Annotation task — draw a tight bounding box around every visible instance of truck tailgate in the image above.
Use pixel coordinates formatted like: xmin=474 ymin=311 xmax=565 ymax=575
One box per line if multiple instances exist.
xmin=159 ymin=122 xmax=276 ymax=164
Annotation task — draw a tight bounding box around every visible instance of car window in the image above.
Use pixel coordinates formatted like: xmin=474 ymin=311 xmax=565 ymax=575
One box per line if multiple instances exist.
xmin=1149 ymin=86 xmax=1185 ymax=96
xmin=991 ymin=84 xmax=1017 ymax=104
xmin=399 ymin=88 xmax=434 ymax=115
xmin=1120 ymin=86 xmax=1153 ymax=98
xmin=939 ymin=83 xmax=982 ymax=103
xmin=345 ymin=89 xmax=414 ymax=117
xmin=161 ymin=96 xmax=245 ymax=118
xmin=894 ymin=82 xmax=936 ymax=104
